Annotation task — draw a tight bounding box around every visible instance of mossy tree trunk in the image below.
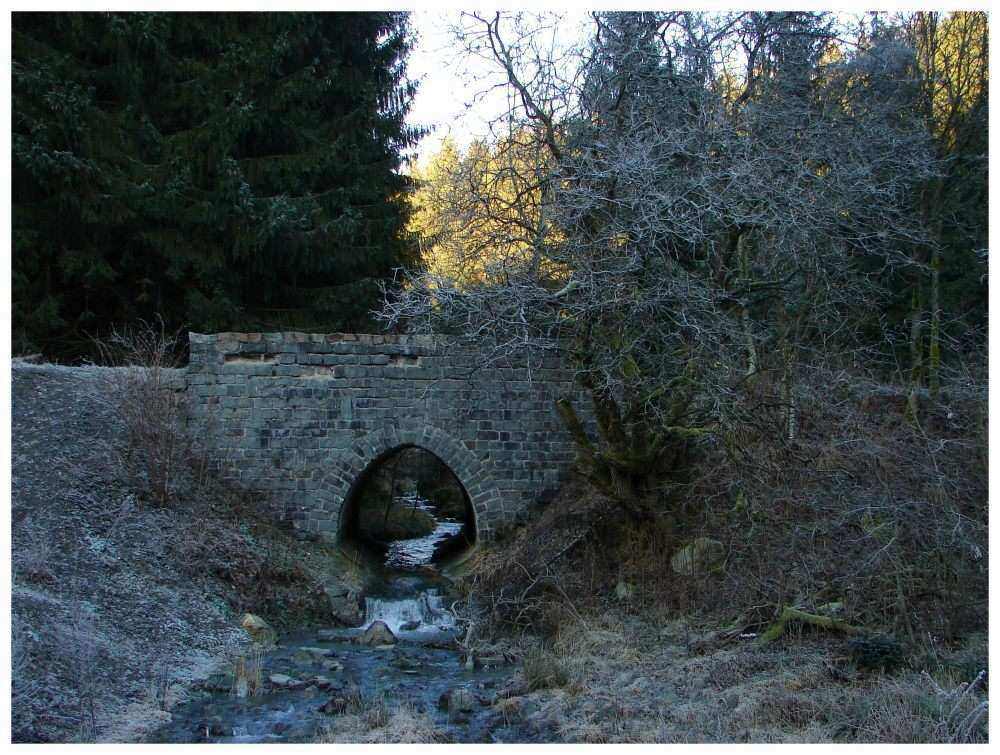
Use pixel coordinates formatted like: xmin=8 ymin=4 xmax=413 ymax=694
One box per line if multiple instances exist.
xmin=757 ymin=605 xmax=865 ymax=645
xmin=555 ymin=362 xmax=709 ymax=517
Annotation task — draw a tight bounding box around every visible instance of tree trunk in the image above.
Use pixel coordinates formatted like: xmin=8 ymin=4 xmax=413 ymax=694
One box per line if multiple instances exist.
xmin=757 ymin=605 xmax=865 ymax=645
xmin=907 ymin=281 xmax=924 ymax=423
xmin=737 ymin=233 xmax=759 ymax=376
xmin=928 ymin=243 xmax=942 ymax=401
xmin=782 ymin=341 xmax=797 ymax=441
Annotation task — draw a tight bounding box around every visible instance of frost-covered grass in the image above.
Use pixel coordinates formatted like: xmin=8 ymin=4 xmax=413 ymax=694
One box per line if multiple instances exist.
xmin=317 ymin=695 xmax=451 ymax=743
xmin=488 ymin=613 xmax=988 ymax=743
xmin=10 ymin=362 xmax=355 ymax=742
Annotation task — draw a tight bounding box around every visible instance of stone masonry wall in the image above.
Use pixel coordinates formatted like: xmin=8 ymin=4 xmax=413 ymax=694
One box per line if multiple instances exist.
xmin=186 ymin=332 xmax=588 ymax=541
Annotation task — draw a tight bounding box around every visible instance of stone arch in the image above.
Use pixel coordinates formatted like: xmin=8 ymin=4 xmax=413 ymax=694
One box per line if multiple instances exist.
xmin=320 ymin=423 xmax=501 ymax=542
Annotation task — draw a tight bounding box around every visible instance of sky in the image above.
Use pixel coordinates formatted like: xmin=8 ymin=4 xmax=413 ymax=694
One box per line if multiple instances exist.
xmin=400 ymin=7 xmax=967 ymax=169
xmin=405 ymin=10 xmax=495 ymax=158
xmin=404 ymin=9 xmax=591 ymax=167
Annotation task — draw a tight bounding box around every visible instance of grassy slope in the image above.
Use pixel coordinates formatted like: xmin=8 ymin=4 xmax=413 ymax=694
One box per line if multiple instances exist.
xmin=469 ymin=611 xmax=988 ymax=743
xmin=454 ymin=363 xmax=988 ymax=743
xmin=10 ymin=362 xmax=363 ymax=743
xmin=454 ymin=483 xmax=987 ymax=743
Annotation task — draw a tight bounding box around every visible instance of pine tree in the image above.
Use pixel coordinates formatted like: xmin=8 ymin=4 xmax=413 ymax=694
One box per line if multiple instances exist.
xmin=13 ymin=12 xmax=423 ymax=360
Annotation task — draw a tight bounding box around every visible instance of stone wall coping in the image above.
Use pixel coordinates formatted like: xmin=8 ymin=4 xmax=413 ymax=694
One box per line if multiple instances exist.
xmin=189 ymin=331 xmax=445 ymax=348
xmin=189 ymin=332 xmax=569 ymax=361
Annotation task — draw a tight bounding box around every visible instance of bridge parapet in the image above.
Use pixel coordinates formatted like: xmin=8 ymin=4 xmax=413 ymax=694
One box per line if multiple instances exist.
xmin=186 ymin=332 xmax=586 ymax=541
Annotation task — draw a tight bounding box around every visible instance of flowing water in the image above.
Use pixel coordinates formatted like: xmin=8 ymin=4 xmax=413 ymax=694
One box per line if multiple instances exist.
xmin=150 ymin=496 xmax=523 ymax=744
xmin=383 ymin=493 xmax=466 ymax=571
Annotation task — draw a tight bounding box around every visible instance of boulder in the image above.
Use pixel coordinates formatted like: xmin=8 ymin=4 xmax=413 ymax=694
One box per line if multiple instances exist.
xmin=438 ymin=687 xmax=475 ymax=713
xmin=391 ymin=654 xmax=420 ymax=671
xmin=671 ymin=537 xmax=726 ymax=576
xmin=268 ymin=674 xmax=305 ymax=690
xmin=356 ymin=620 xmax=396 ymax=646
xmin=319 ymin=696 xmax=350 ymax=716
xmin=202 ymin=717 xmax=226 ymax=737
xmin=358 ymin=501 xmax=437 ymax=541
xmin=293 ymin=646 xmax=333 ymax=664
xmin=299 ymin=645 xmax=334 ymax=657
xmin=202 ymin=672 xmax=233 ymax=692
xmin=400 ymin=620 xmax=421 ymax=631
xmin=494 ymin=677 xmax=529 ymax=700
xmin=615 ymin=580 xmax=634 ymax=600
xmin=324 ymin=586 xmax=365 ymax=627
xmin=240 ymin=613 xmax=277 ymax=645
xmin=817 ymin=601 xmax=845 ymax=616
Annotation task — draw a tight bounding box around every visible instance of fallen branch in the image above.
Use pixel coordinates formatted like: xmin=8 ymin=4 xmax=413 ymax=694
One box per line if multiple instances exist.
xmin=541 ymin=510 xmax=610 ymax=570
xmin=757 ymin=605 xmax=865 ymax=645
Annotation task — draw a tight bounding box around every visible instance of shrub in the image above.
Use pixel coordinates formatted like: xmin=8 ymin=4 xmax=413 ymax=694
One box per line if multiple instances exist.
xmin=853 ymin=670 xmax=988 ymax=743
xmin=523 ymin=646 xmax=569 ymax=691
xmin=847 ymin=636 xmax=905 ymax=672
xmin=93 ymin=319 xmax=202 ymax=506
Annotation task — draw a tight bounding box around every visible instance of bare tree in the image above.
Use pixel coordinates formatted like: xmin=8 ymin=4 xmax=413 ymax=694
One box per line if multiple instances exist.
xmin=381 ymin=11 xmax=936 ymax=514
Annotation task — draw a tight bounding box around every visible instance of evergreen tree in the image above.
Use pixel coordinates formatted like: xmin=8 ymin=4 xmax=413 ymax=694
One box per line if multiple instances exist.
xmin=13 ymin=12 xmax=423 ymax=360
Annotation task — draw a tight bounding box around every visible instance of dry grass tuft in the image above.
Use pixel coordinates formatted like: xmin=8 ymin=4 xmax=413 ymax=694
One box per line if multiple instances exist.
xmin=851 ymin=670 xmax=988 ymax=743
xmin=523 ymin=646 xmax=569 ymax=691
xmin=231 ymin=644 xmax=265 ymax=698
xmin=317 ymin=694 xmax=450 ymax=743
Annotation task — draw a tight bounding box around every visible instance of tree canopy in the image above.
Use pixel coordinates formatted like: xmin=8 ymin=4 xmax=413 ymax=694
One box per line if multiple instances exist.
xmin=13 ymin=11 xmax=423 ymax=360
xmin=383 ymin=11 xmax=986 ymax=510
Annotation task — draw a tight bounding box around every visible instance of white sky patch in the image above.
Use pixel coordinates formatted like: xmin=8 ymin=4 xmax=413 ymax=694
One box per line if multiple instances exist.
xmin=404 ymin=9 xmax=592 ymax=168
xmin=405 ymin=9 xmax=520 ymax=163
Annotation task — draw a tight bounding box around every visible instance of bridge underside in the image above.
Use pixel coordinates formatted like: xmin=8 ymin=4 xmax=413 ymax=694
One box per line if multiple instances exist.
xmin=186 ymin=332 xmax=585 ymax=541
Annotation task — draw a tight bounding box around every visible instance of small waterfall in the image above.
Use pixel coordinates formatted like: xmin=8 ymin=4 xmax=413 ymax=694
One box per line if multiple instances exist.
xmin=363 ymin=588 xmax=457 ymax=634
xmin=357 ymin=492 xmax=467 ymax=637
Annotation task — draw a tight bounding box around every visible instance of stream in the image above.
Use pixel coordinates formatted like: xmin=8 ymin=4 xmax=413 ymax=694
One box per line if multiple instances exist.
xmin=384 ymin=492 xmax=465 ymax=571
xmin=151 ymin=495 xmax=524 ymax=743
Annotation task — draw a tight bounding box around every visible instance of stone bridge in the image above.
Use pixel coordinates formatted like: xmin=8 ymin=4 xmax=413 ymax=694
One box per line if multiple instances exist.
xmin=186 ymin=332 xmax=587 ymax=543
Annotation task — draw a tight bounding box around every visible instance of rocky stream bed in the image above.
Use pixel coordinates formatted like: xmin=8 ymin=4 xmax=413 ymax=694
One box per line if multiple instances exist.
xmin=148 ymin=496 xmax=526 ymax=743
